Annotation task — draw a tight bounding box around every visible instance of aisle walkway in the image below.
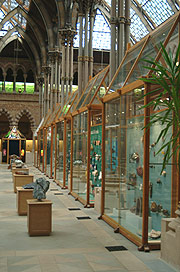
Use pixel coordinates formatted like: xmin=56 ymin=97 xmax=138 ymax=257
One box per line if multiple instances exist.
xmin=0 ymin=164 xmax=177 ymax=272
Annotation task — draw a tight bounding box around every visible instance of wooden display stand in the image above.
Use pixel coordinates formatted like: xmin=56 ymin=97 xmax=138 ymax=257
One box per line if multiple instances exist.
xmin=13 ymin=174 xmax=34 ymax=193
xmin=27 ymin=199 xmax=52 ymax=236
xmin=16 ymin=187 xmax=34 ymax=215
xmin=12 ymin=167 xmax=29 ymax=176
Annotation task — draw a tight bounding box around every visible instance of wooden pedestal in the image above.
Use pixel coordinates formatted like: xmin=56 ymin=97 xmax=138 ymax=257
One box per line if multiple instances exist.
xmin=27 ymin=199 xmax=52 ymax=236
xmin=12 ymin=167 xmax=29 ymax=176
xmin=16 ymin=187 xmax=34 ymax=215
xmin=13 ymin=174 xmax=34 ymax=193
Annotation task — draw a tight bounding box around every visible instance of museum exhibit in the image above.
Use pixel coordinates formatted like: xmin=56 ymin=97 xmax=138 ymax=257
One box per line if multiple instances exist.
xmin=1 ymin=0 xmax=180 ymax=271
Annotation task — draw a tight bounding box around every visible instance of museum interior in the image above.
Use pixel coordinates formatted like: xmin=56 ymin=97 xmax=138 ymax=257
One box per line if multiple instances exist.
xmin=1 ymin=0 xmax=180 ymax=271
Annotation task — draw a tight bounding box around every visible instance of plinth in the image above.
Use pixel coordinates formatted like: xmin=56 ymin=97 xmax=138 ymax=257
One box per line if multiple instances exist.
xmin=12 ymin=167 xmax=29 ymax=176
xmin=13 ymin=174 xmax=34 ymax=193
xmin=16 ymin=187 xmax=34 ymax=215
xmin=27 ymin=199 xmax=52 ymax=236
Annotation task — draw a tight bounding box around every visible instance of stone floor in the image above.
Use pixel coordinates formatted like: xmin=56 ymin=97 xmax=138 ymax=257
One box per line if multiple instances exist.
xmin=0 ymin=163 xmax=178 ymax=272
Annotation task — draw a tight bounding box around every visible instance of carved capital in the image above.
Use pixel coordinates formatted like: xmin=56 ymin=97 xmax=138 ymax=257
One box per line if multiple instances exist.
xmin=125 ymin=18 xmax=131 ymax=26
xmin=42 ymin=66 xmax=51 ymax=76
xmin=117 ymin=16 xmax=126 ymax=24
xmin=110 ymin=16 xmax=117 ymax=24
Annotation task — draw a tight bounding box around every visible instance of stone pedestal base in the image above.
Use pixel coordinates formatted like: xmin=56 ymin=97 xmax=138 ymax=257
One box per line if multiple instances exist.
xmin=161 ymin=218 xmax=180 ymax=271
xmin=94 ymin=187 xmax=101 ymax=214
xmin=16 ymin=187 xmax=34 ymax=215
xmin=27 ymin=199 xmax=52 ymax=236
xmin=13 ymin=174 xmax=34 ymax=193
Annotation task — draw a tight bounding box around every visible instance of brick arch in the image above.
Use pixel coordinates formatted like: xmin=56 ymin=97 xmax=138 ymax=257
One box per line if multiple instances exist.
xmin=14 ymin=109 xmax=35 ymax=131
xmin=0 ymin=108 xmax=14 ymax=128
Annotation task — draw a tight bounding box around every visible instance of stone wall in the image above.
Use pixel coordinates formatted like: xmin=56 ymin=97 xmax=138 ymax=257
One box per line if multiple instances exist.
xmin=0 ymin=92 xmax=40 ymax=133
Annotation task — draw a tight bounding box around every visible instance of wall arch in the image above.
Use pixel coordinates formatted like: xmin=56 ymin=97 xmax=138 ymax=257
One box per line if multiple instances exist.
xmin=14 ymin=109 xmax=36 ymax=133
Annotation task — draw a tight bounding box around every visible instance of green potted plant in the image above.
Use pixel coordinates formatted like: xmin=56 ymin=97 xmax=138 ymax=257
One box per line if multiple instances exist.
xmin=141 ymin=42 xmax=180 ymax=172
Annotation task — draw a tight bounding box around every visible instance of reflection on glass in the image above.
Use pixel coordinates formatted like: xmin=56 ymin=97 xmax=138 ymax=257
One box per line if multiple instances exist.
xmin=90 ymin=110 xmax=102 ymax=203
xmin=105 ymin=88 xmax=144 ymax=238
xmin=46 ymin=127 xmax=51 ymax=177
xmin=72 ymin=113 xmax=88 ymax=201
xmin=40 ymin=130 xmax=43 ymax=171
xmin=66 ymin=121 xmax=71 ymax=187
xmin=148 ymin=111 xmax=172 ymax=241
xmin=52 ymin=127 xmax=55 ymax=177
xmin=56 ymin=122 xmax=64 ymax=183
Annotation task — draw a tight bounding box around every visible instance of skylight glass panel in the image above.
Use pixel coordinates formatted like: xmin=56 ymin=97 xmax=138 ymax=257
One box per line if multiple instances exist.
xmin=140 ymin=0 xmax=174 ymax=26
xmin=130 ymin=10 xmax=149 ymax=41
xmin=0 ymin=30 xmax=7 ymax=37
xmin=74 ymin=9 xmax=110 ymax=50
xmin=105 ymin=0 xmax=111 ymax=6
xmin=93 ymin=9 xmax=110 ymax=50
xmin=2 ymin=21 xmax=14 ymax=31
xmin=3 ymin=0 xmax=30 ymax=10
xmin=0 ymin=9 xmax=6 ymax=20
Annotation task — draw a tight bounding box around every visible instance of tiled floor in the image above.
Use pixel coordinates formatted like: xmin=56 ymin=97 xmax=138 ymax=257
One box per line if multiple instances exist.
xmin=0 ymin=164 xmax=178 ymax=272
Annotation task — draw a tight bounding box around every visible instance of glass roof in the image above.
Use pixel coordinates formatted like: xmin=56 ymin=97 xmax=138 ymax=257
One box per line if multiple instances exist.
xmin=74 ymin=9 xmax=111 ymax=50
xmin=105 ymin=0 xmax=178 ymax=43
xmin=0 ymin=0 xmax=30 ymax=38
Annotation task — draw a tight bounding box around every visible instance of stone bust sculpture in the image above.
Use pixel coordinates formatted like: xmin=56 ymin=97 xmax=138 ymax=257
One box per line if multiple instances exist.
xmin=23 ymin=177 xmax=50 ymax=201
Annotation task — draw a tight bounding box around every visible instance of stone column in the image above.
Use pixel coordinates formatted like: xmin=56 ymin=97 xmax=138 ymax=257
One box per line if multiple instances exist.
xmin=84 ymin=10 xmax=89 ymax=87
xmin=118 ymin=0 xmax=125 ymax=65
xmin=66 ymin=40 xmax=70 ymax=100
xmin=58 ymin=53 xmax=61 ymax=103
xmin=42 ymin=66 xmax=50 ymax=116
xmin=38 ymin=77 xmax=44 ymax=120
xmin=89 ymin=12 xmax=95 ymax=78
xmin=78 ymin=13 xmax=83 ymax=98
xmin=2 ymin=73 xmax=6 ymax=92
xmin=12 ymin=73 xmax=16 ymax=93
xmin=125 ymin=0 xmax=131 ymax=52
xmin=110 ymin=0 xmax=117 ymax=81
xmin=61 ymin=42 xmax=66 ymax=106
xmin=69 ymin=39 xmax=73 ymax=93
xmin=24 ymin=73 xmax=27 ymax=93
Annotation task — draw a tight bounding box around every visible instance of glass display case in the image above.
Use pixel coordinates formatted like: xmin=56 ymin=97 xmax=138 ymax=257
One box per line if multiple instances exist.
xmin=72 ymin=112 xmax=88 ymax=204
xmin=65 ymin=120 xmax=71 ymax=188
xmin=102 ymin=13 xmax=179 ymax=250
xmin=70 ymin=67 xmax=109 ymax=207
xmin=55 ymin=121 xmax=64 ymax=185
xmin=42 ymin=129 xmax=46 ymax=172
xmin=46 ymin=126 xmax=51 ymax=177
xmin=104 ymin=88 xmax=145 ymax=244
xmin=51 ymin=125 xmax=56 ymax=178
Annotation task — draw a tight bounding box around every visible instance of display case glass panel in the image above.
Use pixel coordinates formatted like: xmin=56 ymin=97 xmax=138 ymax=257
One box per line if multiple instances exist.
xmin=105 ymin=87 xmax=145 ymax=239
xmin=127 ymin=21 xmax=178 ymax=86
xmin=21 ymin=140 xmax=26 ymax=162
xmin=72 ymin=112 xmax=88 ymax=201
xmin=2 ymin=139 xmax=7 ymax=163
xmin=40 ymin=129 xmax=43 ymax=170
xmin=75 ymin=77 xmax=97 ymax=110
xmin=37 ymin=133 xmax=40 ymax=168
xmin=82 ymin=67 xmax=109 ymax=106
xmin=52 ymin=127 xmax=55 ymax=177
xmin=43 ymin=129 xmax=46 ymax=172
xmin=66 ymin=120 xmax=71 ymax=187
xmin=90 ymin=110 xmax=102 ymax=203
xmin=46 ymin=127 xmax=51 ymax=177
xmin=56 ymin=122 xmax=64 ymax=183
xmin=148 ymin=108 xmax=172 ymax=241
